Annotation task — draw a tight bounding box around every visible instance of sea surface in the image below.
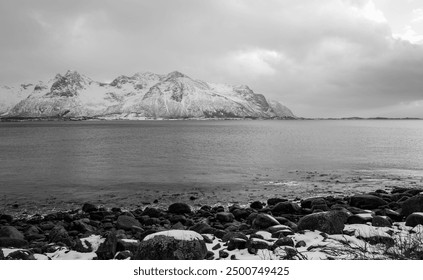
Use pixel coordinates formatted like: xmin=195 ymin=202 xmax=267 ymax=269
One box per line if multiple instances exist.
xmin=0 ymin=120 xmax=423 ymax=193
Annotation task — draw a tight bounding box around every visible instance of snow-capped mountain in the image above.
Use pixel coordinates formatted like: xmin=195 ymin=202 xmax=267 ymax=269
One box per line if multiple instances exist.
xmin=1 ymin=70 xmax=295 ymax=119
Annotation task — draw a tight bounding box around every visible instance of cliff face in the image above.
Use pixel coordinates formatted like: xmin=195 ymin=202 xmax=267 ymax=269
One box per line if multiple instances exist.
xmin=1 ymin=70 xmax=296 ymax=119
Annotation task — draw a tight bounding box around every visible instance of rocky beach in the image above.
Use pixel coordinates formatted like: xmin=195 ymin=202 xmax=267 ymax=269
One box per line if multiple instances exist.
xmin=1 ymin=171 xmax=423 ymax=260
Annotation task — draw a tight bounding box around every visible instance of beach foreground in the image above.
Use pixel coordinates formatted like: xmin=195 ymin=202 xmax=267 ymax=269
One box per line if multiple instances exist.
xmin=1 ymin=173 xmax=423 ymax=260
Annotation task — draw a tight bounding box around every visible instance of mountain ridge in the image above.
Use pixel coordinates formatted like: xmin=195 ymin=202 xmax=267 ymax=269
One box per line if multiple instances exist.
xmin=0 ymin=70 xmax=296 ymax=120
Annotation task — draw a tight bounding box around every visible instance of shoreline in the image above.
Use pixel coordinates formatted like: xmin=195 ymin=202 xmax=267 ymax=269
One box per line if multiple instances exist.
xmin=1 ymin=171 xmax=423 ymax=260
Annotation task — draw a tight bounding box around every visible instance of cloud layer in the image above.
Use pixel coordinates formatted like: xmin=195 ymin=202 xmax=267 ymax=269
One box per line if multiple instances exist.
xmin=1 ymin=0 xmax=423 ymax=117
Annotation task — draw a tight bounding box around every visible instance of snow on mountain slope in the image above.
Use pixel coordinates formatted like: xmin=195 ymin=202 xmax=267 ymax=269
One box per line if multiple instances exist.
xmin=2 ymin=70 xmax=296 ymax=119
xmin=0 ymin=84 xmax=34 ymax=115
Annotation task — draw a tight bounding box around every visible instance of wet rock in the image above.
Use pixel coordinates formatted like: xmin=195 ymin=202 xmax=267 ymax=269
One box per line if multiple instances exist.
xmin=205 ymin=251 xmax=215 ymax=260
xmin=82 ymin=203 xmax=98 ymax=213
xmin=72 ymin=219 xmax=95 ymax=233
xmin=0 ymin=214 xmax=13 ymax=223
xmin=346 ymin=213 xmax=373 ymax=224
xmin=116 ymin=215 xmax=142 ymax=230
xmin=349 ymin=195 xmax=388 ymax=209
xmin=171 ymin=222 xmax=185 ymax=230
xmin=216 ymin=212 xmax=235 ymax=223
xmin=115 ymin=250 xmax=133 ymax=260
xmin=405 ymin=212 xmax=423 ymax=227
xmin=301 ymin=197 xmax=326 ymax=209
xmin=221 ymin=232 xmax=248 ymax=242
xmin=250 ymin=201 xmax=264 ymax=210
xmin=252 ymin=213 xmax=280 ymax=229
xmin=168 ymin=203 xmax=191 ymax=214
xmin=0 ymin=248 xmax=3 ymax=259
xmin=400 ymin=195 xmax=423 ymax=217
xmin=117 ymin=239 xmax=140 ymax=255
xmin=134 ymin=230 xmax=207 ymax=260
xmin=0 ymin=226 xmax=28 ymax=248
xmin=295 ymin=240 xmax=307 ymax=248
xmin=96 ymin=230 xmax=118 ymax=260
xmin=246 ymin=238 xmax=270 ymax=254
xmin=39 ymin=221 xmax=56 ymax=231
xmin=385 ymin=209 xmax=402 ymax=222
xmin=189 ymin=222 xmax=213 ymax=234
xmin=298 ymin=210 xmax=349 ymax=234
xmin=372 ymin=216 xmax=392 ymax=227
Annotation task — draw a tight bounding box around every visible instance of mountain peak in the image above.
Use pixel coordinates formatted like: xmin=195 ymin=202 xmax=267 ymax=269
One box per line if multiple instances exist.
xmin=165 ymin=71 xmax=189 ymax=79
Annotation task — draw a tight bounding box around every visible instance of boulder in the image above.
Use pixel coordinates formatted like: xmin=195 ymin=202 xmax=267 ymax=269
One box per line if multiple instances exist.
xmin=116 ymin=215 xmax=142 ymax=230
xmin=134 ymin=230 xmax=207 ymax=260
xmin=301 ymin=197 xmax=326 ymax=209
xmin=346 ymin=213 xmax=373 ymax=224
xmin=252 ymin=213 xmax=280 ymax=229
xmin=246 ymin=238 xmax=271 ymax=254
xmin=405 ymin=212 xmax=423 ymax=227
xmin=227 ymin=238 xmax=247 ymax=250
xmin=297 ymin=210 xmax=349 ymax=234
xmin=82 ymin=203 xmax=98 ymax=213
xmin=232 ymin=208 xmax=251 ymax=221
xmin=272 ymin=237 xmax=295 ymax=249
xmin=250 ymin=201 xmax=264 ymax=210
xmin=349 ymin=195 xmax=388 ymax=209
xmin=400 ymin=195 xmax=423 ymax=217
xmin=168 ymin=203 xmax=191 ymax=214
xmin=221 ymin=232 xmax=248 ymax=242
xmin=267 ymin=198 xmax=288 ymax=206
xmin=372 ymin=216 xmax=392 ymax=227
xmin=142 ymin=207 xmax=162 ymax=218
xmin=0 ymin=226 xmax=28 ymax=248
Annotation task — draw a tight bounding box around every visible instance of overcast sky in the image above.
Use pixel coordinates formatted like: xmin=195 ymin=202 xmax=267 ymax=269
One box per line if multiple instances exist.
xmin=1 ymin=0 xmax=423 ymax=118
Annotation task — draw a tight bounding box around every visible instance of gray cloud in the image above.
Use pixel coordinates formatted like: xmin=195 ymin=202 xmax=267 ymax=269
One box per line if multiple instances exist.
xmin=1 ymin=0 xmax=423 ymax=117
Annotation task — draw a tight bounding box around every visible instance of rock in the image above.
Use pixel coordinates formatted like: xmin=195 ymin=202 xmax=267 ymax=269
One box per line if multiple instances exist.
xmin=349 ymin=195 xmax=388 ymax=209
xmin=6 ymin=250 xmax=35 ymax=260
xmin=400 ymin=195 xmax=423 ymax=217
xmin=246 ymin=238 xmax=270 ymax=254
xmin=301 ymin=197 xmax=326 ymax=209
xmin=39 ymin=221 xmax=56 ymax=231
xmin=0 ymin=247 xmax=3 ymax=259
xmin=272 ymin=202 xmax=301 ymax=214
xmin=0 ymin=226 xmax=28 ymax=248
xmin=205 ymin=251 xmax=215 ymax=260
xmin=227 ymin=238 xmax=247 ymax=250
xmin=384 ymin=209 xmax=402 ymax=222
xmin=232 ymin=208 xmax=251 ymax=220
xmin=297 ymin=210 xmax=349 ymax=234
xmin=142 ymin=207 xmax=162 ymax=218
xmin=82 ymin=203 xmax=98 ymax=213
xmin=189 ymin=223 xmax=213 ymax=234
xmin=272 ymin=237 xmax=295 ymax=249
xmin=168 ymin=203 xmax=191 ymax=214
xmin=372 ymin=216 xmax=392 ymax=227
xmin=346 ymin=213 xmax=373 ymax=224
xmin=219 ymin=250 xmax=229 ymax=258
xmin=216 ymin=212 xmax=235 ymax=223
xmin=0 ymin=214 xmax=13 ymax=223
xmin=252 ymin=213 xmax=280 ymax=229
xmin=221 ymin=232 xmax=248 ymax=242
xmin=117 ymin=239 xmax=140 ymax=255
xmin=96 ymin=230 xmax=118 ymax=260
xmin=405 ymin=212 xmax=423 ymax=227
xmin=171 ymin=222 xmax=186 ymax=230
xmin=114 ymin=250 xmax=133 ymax=260
xmin=116 ymin=215 xmax=142 ymax=230
xmin=295 ymin=240 xmax=307 ymax=248
xmin=267 ymin=198 xmax=288 ymax=206
xmin=48 ymin=225 xmax=73 ymax=247
xmin=134 ymin=230 xmax=207 ymax=260
xmin=267 ymin=224 xmax=293 ymax=233
xmin=250 ymin=201 xmax=264 ymax=210
xmin=72 ymin=219 xmax=95 ymax=233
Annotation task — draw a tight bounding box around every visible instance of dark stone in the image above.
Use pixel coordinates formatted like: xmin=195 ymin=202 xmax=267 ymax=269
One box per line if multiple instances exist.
xmin=142 ymin=207 xmax=162 ymax=218
xmin=117 ymin=239 xmax=140 ymax=255
xmin=0 ymin=226 xmax=28 ymax=248
xmin=115 ymin=250 xmax=133 ymax=260
xmin=246 ymin=238 xmax=270 ymax=254
xmin=189 ymin=223 xmax=213 ymax=234
xmin=134 ymin=231 xmax=207 ymax=260
xmin=216 ymin=212 xmax=235 ymax=223
xmin=213 ymin=229 xmax=227 ymax=239
xmin=301 ymin=197 xmax=326 ymax=209
xmin=96 ymin=230 xmax=118 ymax=260
xmin=400 ymin=195 xmax=423 ymax=217
xmin=250 ymin=201 xmax=264 ymax=210
xmin=372 ymin=216 xmax=392 ymax=227
xmin=252 ymin=213 xmax=280 ymax=229
xmin=39 ymin=221 xmax=56 ymax=231
xmin=272 ymin=237 xmax=294 ymax=249
xmin=297 ymin=210 xmax=349 ymax=234
xmin=72 ymin=220 xmax=95 ymax=233
xmin=205 ymin=251 xmax=215 ymax=260
xmin=267 ymin=198 xmax=288 ymax=206
xmin=82 ymin=203 xmax=98 ymax=213
xmin=227 ymin=238 xmax=247 ymax=250
xmin=89 ymin=211 xmax=109 ymax=221
xmin=168 ymin=203 xmax=191 ymax=214
xmin=221 ymin=232 xmax=248 ymax=242
xmin=232 ymin=208 xmax=251 ymax=221
xmin=219 ymin=250 xmax=229 ymax=258
xmin=0 ymin=214 xmax=13 ymax=223
xmin=385 ymin=209 xmax=402 ymax=222
xmin=0 ymin=247 xmax=3 ymax=259
xmin=405 ymin=213 xmax=423 ymax=227
xmin=48 ymin=225 xmax=73 ymax=247
xmin=171 ymin=222 xmax=185 ymax=230
xmin=346 ymin=214 xmax=373 ymax=224
xmin=349 ymin=195 xmax=388 ymax=209
xmin=212 ymin=243 xmax=221 ymax=250
xmin=116 ymin=215 xmax=142 ymax=230
xmin=6 ymin=250 xmax=35 ymax=260
xmin=272 ymin=202 xmax=301 ymax=214
xmin=295 ymin=240 xmax=307 ymax=248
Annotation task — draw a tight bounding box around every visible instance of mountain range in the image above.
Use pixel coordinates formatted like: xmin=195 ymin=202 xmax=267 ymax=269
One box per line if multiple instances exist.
xmin=0 ymin=70 xmax=295 ymax=120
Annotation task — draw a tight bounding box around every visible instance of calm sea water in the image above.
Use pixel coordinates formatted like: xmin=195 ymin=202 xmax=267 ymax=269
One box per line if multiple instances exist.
xmin=0 ymin=120 xmax=423 ymax=191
